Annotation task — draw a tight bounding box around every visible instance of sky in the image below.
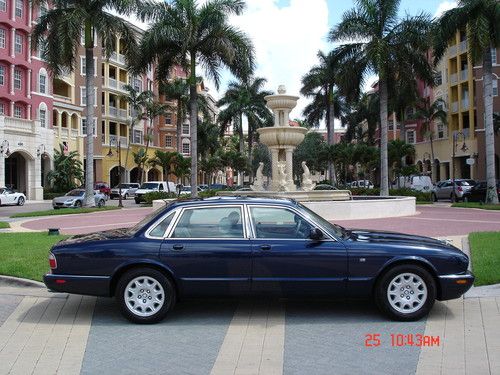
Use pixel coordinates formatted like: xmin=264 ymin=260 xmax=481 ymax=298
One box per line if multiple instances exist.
xmin=121 ymin=0 xmax=458 ymax=125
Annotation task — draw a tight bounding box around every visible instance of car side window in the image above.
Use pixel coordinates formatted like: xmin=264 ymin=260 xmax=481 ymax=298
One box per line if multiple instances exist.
xmin=171 ymin=207 xmax=244 ymax=239
xmin=149 ymin=212 xmax=175 ymax=238
xmin=159 ymin=184 xmax=164 ymax=191
xmin=250 ymin=207 xmax=312 ymax=239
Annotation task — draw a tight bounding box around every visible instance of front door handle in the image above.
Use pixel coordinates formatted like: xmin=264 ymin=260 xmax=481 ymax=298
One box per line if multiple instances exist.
xmin=172 ymin=244 xmax=184 ymax=251
xmin=260 ymin=244 xmax=271 ymax=251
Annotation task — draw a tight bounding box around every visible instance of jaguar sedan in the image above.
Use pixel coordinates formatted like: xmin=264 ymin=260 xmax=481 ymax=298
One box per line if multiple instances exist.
xmin=44 ymin=197 xmax=474 ymax=324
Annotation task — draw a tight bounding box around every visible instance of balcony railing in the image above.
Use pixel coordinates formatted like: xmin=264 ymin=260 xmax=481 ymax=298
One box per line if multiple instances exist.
xmin=460 ymin=69 xmax=468 ymax=81
xmin=448 ymin=45 xmax=457 ymax=56
xmin=110 ymin=52 xmax=126 ymax=65
xmin=4 ymin=117 xmax=36 ymax=133
xmin=460 ymin=40 xmax=467 ymax=53
xmin=451 ymin=101 xmax=459 ymax=113
xmin=109 ymin=134 xmax=128 ymax=147
xmin=461 ymin=99 xmax=469 ymax=111
xmin=450 ymin=73 xmax=458 ymax=84
xmin=71 ymin=129 xmax=79 ymax=137
xmin=109 ymin=106 xmax=118 ymax=117
xmin=118 ymin=109 xmax=127 ymax=119
xmin=108 ymin=77 xmax=117 ymax=89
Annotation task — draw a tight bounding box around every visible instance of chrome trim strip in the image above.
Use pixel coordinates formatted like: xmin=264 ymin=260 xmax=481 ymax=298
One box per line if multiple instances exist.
xmin=439 ymin=272 xmax=474 ymax=280
xmin=47 ymin=274 xmax=111 ymax=279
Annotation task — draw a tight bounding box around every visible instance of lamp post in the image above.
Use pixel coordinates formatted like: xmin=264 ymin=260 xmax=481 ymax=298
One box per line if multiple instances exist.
xmin=37 ymin=144 xmax=46 ymax=158
xmin=107 ymin=139 xmax=123 ymax=208
xmin=451 ymin=131 xmax=468 ymax=202
xmin=422 ymin=152 xmax=431 ymax=176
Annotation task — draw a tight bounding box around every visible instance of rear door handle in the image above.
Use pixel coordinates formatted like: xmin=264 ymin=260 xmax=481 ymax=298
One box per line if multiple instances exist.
xmin=172 ymin=244 xmax=184 ymax=251
xmin=260 ymin=244 xmax=271 ymax=251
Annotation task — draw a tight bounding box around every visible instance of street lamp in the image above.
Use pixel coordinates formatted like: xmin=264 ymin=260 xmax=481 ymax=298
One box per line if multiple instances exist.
xmin=452 ymin=131 xmax=468 ymax=202
xmin=0 ymin=140 xmax=10 ymax=156
xmin=107 ymin=138 xmax=123 ymax=208
xmin=37 ymin=144 xmax=46 ymax=158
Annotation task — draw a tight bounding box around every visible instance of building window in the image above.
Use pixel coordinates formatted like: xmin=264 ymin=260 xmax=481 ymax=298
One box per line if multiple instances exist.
xmin=39 ymin=72 xmax=46 ymax=93
xmin=133 ymin=129 xmax=143 ymax=144
xmin=14 ymin=69 xmax=22 ymax=90
xmin=39 ymin=109 xmax=46 ymax=127
xmin=133 ymin=77 xmax=142 ymax=92
xmin=0 ymin=65 xmax=4 ymax=86
xmin=0 ymin=0 xmax=6 ymax=12
xmin=0 ymin=29 xmax=5 ymax=49
xmin=165 ymin=135 xmax=173 ymax=147
xmin=494 ymin=80 xmax=498 ymax=97
xmin=14 ymin=105 xmax=22 ymax=118
xmin=492 ymin=48 xmax=497 ymax=65
xmin=15 ymin=33 xmax=23 ymax=54
xmin=182 ymin=140 xmax=190 ymax=155
xmin=0 ymin=102 xmax=4 ymax=115
xmin=437 ymin=122 xmax=445 ymax=139
xmin=182 ymin=123 xmax=189 ymax=135
xmin=406 ymin=130 xmax=416 ymax=144
xmin=80 ymin=87 xmax=97 ymax=106
xmin=15 ymin=0 xmax=23 ymax=18
xmin=81 ymin=118 xmax=97 ymax=135
xmin=165 ymin=112 xmax=172 ymax=125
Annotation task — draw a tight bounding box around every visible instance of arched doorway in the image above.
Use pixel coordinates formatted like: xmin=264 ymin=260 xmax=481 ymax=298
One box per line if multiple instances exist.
xmin=110 ymin=166 xmax=126 ymax=187
xmin=424 ymin=160 xmax=431 ymax=175
xmin=129 ymin=167 xmax=140 ymax=183
xmin=5 ymin=152 xmax=29 ymax=194
xmin=434 ymin=159 xmax=441 ymax=181
xmin=417 ymin=161 xmax=423 ymax=173
xmin=147 ymin=168 xmax=160 ymax=182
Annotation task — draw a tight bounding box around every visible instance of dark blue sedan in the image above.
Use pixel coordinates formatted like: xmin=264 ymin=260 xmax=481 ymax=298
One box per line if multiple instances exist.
xmin=44 ymin=197 xmax=474 ymax=323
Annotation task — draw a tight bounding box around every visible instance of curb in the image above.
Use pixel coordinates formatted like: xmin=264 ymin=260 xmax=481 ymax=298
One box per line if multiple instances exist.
xmin=0 ymin=275 xmax=45 ymax=288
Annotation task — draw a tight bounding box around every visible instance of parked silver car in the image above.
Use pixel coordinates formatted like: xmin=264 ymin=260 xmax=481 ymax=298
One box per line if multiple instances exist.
xmin=110 ymin=183 xmax=140 ymax=199
xmin=432 ymin=179 xmax=476 ymax=202
xmin=52 ymin=189 xmax=107 ymax=209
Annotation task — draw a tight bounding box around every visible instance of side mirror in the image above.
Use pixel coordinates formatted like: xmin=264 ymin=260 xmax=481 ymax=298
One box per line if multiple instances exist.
xmin=309 ymin=228 xmax=323 ymax=241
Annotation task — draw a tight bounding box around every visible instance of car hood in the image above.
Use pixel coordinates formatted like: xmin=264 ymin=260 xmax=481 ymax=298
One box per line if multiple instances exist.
xmin=58 ymin=228 xmax=132 ymax=245
xmin=52 ymin=196 xmax=78 ymax=203
xmin=347 ymin=229 xmax=453 ymax=248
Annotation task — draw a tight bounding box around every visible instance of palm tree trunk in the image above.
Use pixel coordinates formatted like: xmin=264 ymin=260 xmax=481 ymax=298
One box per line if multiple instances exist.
xmin=327 ymin=88 xmax=337 ymax=186
xmin=141 ymin=127 xmax=152 ymax=184
xmin=84 ymin=22 xmax=95 ymax=207
xmin=237 ymin=113 xmax=244 ymax=186
xmin=429 ymin=134 xmax=436 ymax=181
xmin=123 ymin=120 xmax=134 ymax=183
xmin=483 ymin=48 xmax=498 ymax=204
xmin=176 ymin=99 xmax=183 ymax=154
xmin=189 ymin=54 xmax=199 ymax=198
xmin=379 ymin=79 xmax=389 ymax=196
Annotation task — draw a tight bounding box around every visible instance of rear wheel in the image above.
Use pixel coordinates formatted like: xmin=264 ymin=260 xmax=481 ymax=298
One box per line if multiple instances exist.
xmin=375 ymin=264 xmax=436 ymax=321
xmin=97 ymin=199 xmax=105 ymax=208
xmin=431 ymin=193 xmax=437 ymax=202
xmin=116 ymin=268 xmax=176 ymax=324
xmin=17 ymin=196 xmax=25 ymax=206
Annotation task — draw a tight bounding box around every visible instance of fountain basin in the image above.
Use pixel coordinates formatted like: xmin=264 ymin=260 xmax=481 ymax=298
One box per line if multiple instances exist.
xmin=257 ymin=126 xmax=308 ymax=148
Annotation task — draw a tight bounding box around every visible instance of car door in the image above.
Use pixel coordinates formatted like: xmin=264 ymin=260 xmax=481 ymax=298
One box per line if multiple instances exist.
xmin=248 ymin=205 xmax=348 ymax=297
xmin=159 ymin=205 xmax=252 ymax=296
xmin=438 ymin=181 xmax=451 ymax=199
xmin=4 ymin=189 xmax=16 ymax=204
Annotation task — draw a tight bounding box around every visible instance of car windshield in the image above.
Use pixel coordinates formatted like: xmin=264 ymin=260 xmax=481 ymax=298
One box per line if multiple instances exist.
xmin=457 ymin=181 xmax=472 ymax=186
xmin=296 ymin=203 xmax=346 ymax=239
xmin=116 ymin=183 xmax=132 ymax=189
xmin=140 ymin=183 xmax=159 ymax=189
xmin=66 ymin=190 xmax=84 ymax=197
xmin=181 ymin=187 xmax=191 ymax=191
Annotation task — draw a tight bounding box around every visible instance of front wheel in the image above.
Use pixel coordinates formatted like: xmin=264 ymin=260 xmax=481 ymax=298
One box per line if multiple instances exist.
xmin=375 ymin=264 xmax=436 ymax=321
xmin=97 ymin=199 xmax=105 ymax=208
xmin=17 ymin=196 xmax=25 ymax=206
xmin=116 ymin=268 xmax=176 ymax=324
xmin=74 ymin=200 xmax=82 ymax=208
xmin=431 ymin=193 xmax=437 ymax=202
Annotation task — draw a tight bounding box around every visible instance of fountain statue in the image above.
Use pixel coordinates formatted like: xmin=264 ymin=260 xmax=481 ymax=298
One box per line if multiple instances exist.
xmin=257 ymin=85 xmax=309 ymax=191
xmin=250 ymin=162 xmax=265 ymax=191
xmin=301 ymin=161 xmax=316 ymax=191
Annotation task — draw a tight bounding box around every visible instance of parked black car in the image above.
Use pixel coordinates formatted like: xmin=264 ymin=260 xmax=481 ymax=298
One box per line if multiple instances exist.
xmin=462 ymin=180 xmax=500 ymax=202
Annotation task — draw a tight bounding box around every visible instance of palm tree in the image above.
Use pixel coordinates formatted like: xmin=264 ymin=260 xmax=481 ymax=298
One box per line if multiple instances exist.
xmin=148 ymin=150 xmax=179 ymax=192
xmin=32 ymin=0 xmax=141 ymax=206
xmin=330 ymin=0 xmax=433 ymax=195
xmin=172 ymin=155 xmax=191 ymax=186
xmin=197 ymin=119 xmax=221 ymax=159
xmin=388 ymin=140 xmax=416 ymax=188
xmin=120 ymin=85 xmax=153 ymax=181
xmin=433 ymin=0 xmax=500 ymax=204
xmin=47 ymin=144 xmax=84 ymax=192
xmin=412 ymin=98 xmax=447 ymax=176
xmin=136 ymin=0 xmax=255 ymax=197
xmin=217 ymin=76 xmax=273 ymax=184
xmin=199 ymin=155 xmax=222 ymax=185
xmin=161 ymin=78 xmax=211 ymax=154
xmin=301 ymin=51 xmax=346 ymax=185
xmin=132 ymin=149 xmax=147 ymax=184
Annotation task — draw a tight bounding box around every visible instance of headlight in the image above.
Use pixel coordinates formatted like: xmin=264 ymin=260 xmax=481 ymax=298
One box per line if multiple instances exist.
xmin=64 ymin=199 xmax=75 ymax=204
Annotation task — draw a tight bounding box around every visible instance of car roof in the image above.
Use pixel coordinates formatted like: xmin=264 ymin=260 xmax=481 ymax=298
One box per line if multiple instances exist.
xmin=168 ymin=195 xmax=298 ymax=209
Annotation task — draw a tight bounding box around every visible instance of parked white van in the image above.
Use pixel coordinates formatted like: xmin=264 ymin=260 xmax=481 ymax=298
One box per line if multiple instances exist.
xmin=134 ymin=181 xmax=177 ymax=204
xmin=393 ymin=175 xmax=433 ymax=192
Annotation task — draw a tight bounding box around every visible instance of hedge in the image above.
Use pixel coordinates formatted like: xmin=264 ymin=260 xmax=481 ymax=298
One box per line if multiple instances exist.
xmin=350 ymin=187 xmax=432 ymax=202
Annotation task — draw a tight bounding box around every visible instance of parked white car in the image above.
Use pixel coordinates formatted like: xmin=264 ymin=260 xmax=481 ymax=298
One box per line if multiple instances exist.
xmin=393 ymin=175 xmax=433 ymax=192
xmin=110 ymin=183 xmax=140 ymax=199
xmin=0 ymin=187 xmax=25 ymax=206
xmin=134 ymin=181 xmax=177 ymax=203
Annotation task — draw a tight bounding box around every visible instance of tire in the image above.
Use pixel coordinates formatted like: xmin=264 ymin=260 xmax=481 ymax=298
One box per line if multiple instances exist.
xmin=431 ymin=193 xmax=437 ymax=202
xmin=124 ymin=194 xmax=128 ymax=200
xmin=135 ymin=198 xmax=140 ymax=204
xmin=17 ymin=196 xmax=25 ymax=206
xmin=97 ymin=199 xmax=105 ymax=208
xmin=375 ymin=264 xmax=436 ymax=321
xmin=74 ymin=200 xmax=82 ymax=208
xmin=116 ymin=267 xmax=176 ymax=324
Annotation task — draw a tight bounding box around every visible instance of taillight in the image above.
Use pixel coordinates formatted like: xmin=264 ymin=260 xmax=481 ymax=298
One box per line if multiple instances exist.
xmin=457 ymin=186 xmax=463 ymax=192
xmin=48 ymin=253 xmax=57 ymax=269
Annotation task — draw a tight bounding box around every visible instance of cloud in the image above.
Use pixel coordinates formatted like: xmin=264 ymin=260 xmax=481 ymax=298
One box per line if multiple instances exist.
xmin=434 ymin=0 xmax=457 ymax=18
xmin=224 ymin=0 xmax=330 ymax=119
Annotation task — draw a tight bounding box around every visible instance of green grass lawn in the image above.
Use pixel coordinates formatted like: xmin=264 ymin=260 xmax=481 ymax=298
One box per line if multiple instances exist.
xmin=469 ymin=232 xmax=500 ymax=286
xmin=452 ymin=202 xmax=500 ymax=210
xmin=11 ymin=206 xmax=120 ymax=218
xmin=416 ymin=201 xmax=433 ymax=205
xmin=0 ymin=233 xmax=68 ymax=282
xmin=0 ymin=222 xmax=10 ymax=229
